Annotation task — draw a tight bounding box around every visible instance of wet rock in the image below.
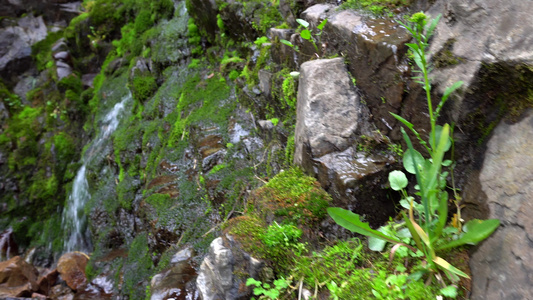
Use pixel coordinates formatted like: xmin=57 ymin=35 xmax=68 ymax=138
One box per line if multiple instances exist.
xmin=0 ymin=15 xmax=48 ymax=85
xmin=56 ymin=61 xmax=73 ymax=80
xmin=56 ymin=252 xmax=89 ymax=291
xmin=196 ymin=236 xmax=262 ymax=300
xmin=315 ymin=147 xmax=396 ymax=225
xmin=36 ymin=268 xmax=58 ymax=296
xmin=49 ymin=284 xmax=74 ymax=300
xmin=257 ymin=120 xmax=274 ymax=130
xmin=150 ymin=247 xmax=198 ymax=300
xmin=300 ymin=5 xmax=410 ymax=134
xmin=0 ymin=228 xmax=19 ymax=261
xmin=468 ymin=110 xmax=533 ymax=300
xmin=258 ymin=69 xmax=272 ymax=96
xmin=294 ymin=57 xmax=360 ymax=168
xmin=269 ymin=28 xmax=295 ymax=67
xmin=0 ymin=256 xmax=39 ymax=298
xmin=81 ymin=73 xmax=97 ymax=88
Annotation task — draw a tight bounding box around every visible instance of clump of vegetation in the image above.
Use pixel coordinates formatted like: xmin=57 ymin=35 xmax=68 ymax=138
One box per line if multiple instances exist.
xmin=327 ymin=12 xmax=500 ymax=297
xmin=339 ymin=0 xmax=411 ymax=15
xmin=253 ymin=167 xmax=331 ymax=225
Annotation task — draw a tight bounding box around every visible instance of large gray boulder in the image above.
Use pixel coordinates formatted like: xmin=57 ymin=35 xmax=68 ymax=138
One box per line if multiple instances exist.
xmin=294 ymin=57 xmax=360 ymax=167
xmin=468 ymin=110 xmax=533 ymax=300
xmin=294 ymin=57 xmax=396 ymax=225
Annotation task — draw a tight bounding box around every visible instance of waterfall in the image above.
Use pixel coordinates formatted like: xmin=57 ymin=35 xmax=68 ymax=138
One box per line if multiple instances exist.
xmin=61 ymin=93 xmax=131 ymax=252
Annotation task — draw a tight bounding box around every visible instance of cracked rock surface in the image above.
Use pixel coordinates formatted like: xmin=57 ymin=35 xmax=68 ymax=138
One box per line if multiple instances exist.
xmin=470 ymin=110 xmax=533 ymax=299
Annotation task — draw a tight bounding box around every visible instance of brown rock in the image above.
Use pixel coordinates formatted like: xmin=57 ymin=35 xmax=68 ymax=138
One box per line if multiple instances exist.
xmin=37 ymin=268 xmax=58 ymax=295
xmin=0 ymin=256 xmax=38 ymax=297
xmin=57 ymin=252 xmax=89 ymax=291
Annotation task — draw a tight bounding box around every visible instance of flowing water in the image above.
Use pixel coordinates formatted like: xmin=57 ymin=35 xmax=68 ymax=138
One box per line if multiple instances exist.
xmin=61 ymin=93 xmax=131 ymax=252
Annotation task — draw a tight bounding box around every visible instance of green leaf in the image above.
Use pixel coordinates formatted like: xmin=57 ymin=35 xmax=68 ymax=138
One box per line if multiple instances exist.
xmin=403 ymin=149 xmax=425 ymax=175
xmin=442 ymin=159 xmax=452 ymax=167
xmin=430 ymin=125 xmax=451 ymax=152
xmin=280 ymin=39 xmax=294 ymax=48
xmin=437 ymin=219 xmax=500 ymax=250
xmin=433 ymin=256 xmax=469 ymax=280
xmin=296 ymin=18 xmax=309 ymax=28
xmin=317 ymin=18 xmax=328 ymax=30
xmin=300 ymin=29 xmax=312 ymax=40
xmin=389 ymin=170 xmax=408 ymax=191
xmin=368 ymin=235 xmax=387 ymax=251
xmin=426 ymin=14 xmax=441 ymax=40
xmin=327 ymin=207 xmax=401 ymax=244
xmin=440 ymin=285 xmax=458 ymax=298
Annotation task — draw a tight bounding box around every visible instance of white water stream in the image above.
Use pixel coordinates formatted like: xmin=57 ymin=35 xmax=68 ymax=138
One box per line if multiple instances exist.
xmin=61 ymin=93 xmax=131 ymax=252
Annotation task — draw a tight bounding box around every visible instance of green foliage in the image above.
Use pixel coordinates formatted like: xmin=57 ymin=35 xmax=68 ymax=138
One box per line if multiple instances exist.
xmin=246 ymin=277 xmax=290 ymax=300
xmin=339 ymin=0 xmax=410 ymax=16
xmin=31 ymin=30 xmax=64 ymax=71
xmin=280 ymin=18 xmax=327 ymax=55
xmin=328 ymin=13 xmax=500 ymax=290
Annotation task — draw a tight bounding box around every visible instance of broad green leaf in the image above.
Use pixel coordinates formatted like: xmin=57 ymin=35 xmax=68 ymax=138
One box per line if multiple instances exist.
xmin=429 ymin=125 xmax=451 ymax=152
xmin=389 ymin=170 xmax=408 ymax=191
xmin=442 ymin=159 xmax=452 ymax=167
xmin=317 ymin=18 xmax=328 ymax=30
xmin=327 ymin=207 xmax=401 ymax=244
xmin=424 ymin=124 xmax=450 ymax=199
xmin=296 ymin=18 xmax=309 ymax=28
xmin=300 ymin=29 xmax=312 ymax=40
xmin=368 ymin=236 xmax=387 ymax=251
xmin=440 ymin=285 xmax=458 ymax=298
xmin=280 ymin=39 xmax=294 ymax=47
xmin=403 ymin=148 xmax=425 ymax=175
xmin=433 ymin=256 xmax=469 ymax=279
xmin=437 ymin=219 xmax=500 ymax=250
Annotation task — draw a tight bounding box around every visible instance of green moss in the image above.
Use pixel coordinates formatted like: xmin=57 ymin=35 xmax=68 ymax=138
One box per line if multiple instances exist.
xmin=134 ymin=9 xmax=154 ymax=34
xmin=131 ymin=73 xmax=157 ymax=103
xmin=253 ymin=167 xmax=331 ymax=225
xmin=31 ymin=30 xmax=64 ymax=71
xmin=226 ymin=215 xmax=267 ymax=257
xmin=433 ymin=39 xmax=463 ymax=68
xmin=124 ymin=233 xmax=153 ymax=299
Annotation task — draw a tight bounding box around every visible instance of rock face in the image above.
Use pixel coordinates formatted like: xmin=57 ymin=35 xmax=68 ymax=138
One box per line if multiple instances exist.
xmin=294 ymin=57 xmax=360 ymax=167
xmin=468 ymin=110 xmax=533 ymax=299
xmin=196 ymin=236 xmax=263 ymax=300
xmin=300 ymin=5 xmax=411 ymax=135
xmin=150 ymin=247 xmax=198 ymax=300
xmin=0 ymin=14 xmax=48 ymax=85
xmin=294 ymin=57 xmax=396 ymax=225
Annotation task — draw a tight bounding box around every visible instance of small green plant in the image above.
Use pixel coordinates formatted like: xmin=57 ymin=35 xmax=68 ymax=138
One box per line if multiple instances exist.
xmin=327 ymin=12 xmax=500 ymax=292
xmin=280 ymin=18 xmax=327 ymax=55
xmin=246 ymin=277 xmax=291 ymax=300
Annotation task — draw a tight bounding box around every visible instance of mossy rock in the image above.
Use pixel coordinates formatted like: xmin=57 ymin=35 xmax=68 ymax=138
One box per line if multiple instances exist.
xmin=252 ymin=167 xmax=332 ymax=226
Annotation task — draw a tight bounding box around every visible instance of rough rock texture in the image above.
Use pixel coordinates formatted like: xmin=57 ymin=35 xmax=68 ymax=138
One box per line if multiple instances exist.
xmin=56 ymin=252 xmax=89 ymax=291
xmin=0 ymin=14 xmax=48 ymax=85
xmin=196 ymin=235 xmax=263 ymax=300
xmin=150 ymin=247 xmax=197 ymax=300
xmin=294 ymin=57 xmax=360 ymax=167
xmin=0 ymin=256 xmax=39 ymax=298
xmin=468 ymin=110 xmax=533 ymax=299
xmin=301 ymin=5 xmax=411 ymax=134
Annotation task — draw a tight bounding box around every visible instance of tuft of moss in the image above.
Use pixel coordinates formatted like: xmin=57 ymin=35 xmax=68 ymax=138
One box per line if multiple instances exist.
xmin=253 ymin=167 xmax=331 ymax=225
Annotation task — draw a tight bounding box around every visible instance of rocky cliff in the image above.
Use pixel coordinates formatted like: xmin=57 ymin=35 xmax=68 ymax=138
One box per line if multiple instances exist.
xmin=0 ymin=0 xmax=532 ymax=299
